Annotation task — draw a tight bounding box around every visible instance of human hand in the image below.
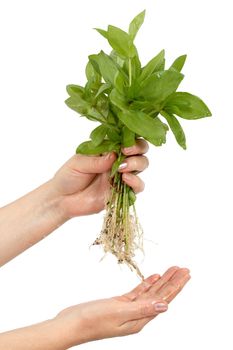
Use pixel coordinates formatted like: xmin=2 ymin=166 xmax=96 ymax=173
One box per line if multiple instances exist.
xmin=52 ymin=139 xmax=149 ymax=218
xmin=0 ymin=267 xmax=190 ymax=350
xmin=53 ymin=267 xmax=190 ymax=347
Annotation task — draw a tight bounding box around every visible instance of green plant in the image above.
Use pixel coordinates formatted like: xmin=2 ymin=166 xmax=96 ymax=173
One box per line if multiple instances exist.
xmin=65 ymin=10 xmax=211 ymax=278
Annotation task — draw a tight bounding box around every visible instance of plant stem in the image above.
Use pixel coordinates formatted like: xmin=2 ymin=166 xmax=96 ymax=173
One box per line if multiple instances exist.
xmin=128 ymin=58 xmax=132 ymax=87
xmin=122 ymin=183 xmax=127 ymax=252
xmin=94 ymin=151 xmax=144 ymax=278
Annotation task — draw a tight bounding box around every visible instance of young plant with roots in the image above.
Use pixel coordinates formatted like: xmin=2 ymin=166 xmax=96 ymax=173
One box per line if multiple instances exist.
xmin=65 ymin=10 xmax=211 ymax=278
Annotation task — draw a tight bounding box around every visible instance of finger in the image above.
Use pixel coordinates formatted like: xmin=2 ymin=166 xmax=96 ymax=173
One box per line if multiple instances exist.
xmin=122 ymin=139 xmax=149 ymax=156
xmin=70 ymin=152 xmax=116 ymax=174
xmin=122 ymin=274 xmax=161 ymax=301
xmin=122 ymin=173 xmax=145 ymax=193
xmin=165 ymin=274 xmax=191 ymax=303
xmin=125 ymin=270 xmax=190 ymax=333
xmin=128 ymin=270 xmax=190 ymax=333
xmin=143 ymin=266 xmax=180 ymax=298
xmin=118 ymin=155 xmax=149 ymax=173
xmin=121 ymin=298 xmax=168 ymax=324
xmin=156 ymin=268 xmax=191 ymax=303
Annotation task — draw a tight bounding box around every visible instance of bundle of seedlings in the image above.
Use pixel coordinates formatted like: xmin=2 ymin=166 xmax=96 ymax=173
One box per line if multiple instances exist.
xmin=65 ymin=10 xmax=211 ymax=278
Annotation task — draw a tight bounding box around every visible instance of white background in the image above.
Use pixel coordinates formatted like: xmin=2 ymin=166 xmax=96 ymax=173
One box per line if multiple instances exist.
xmin=0 ymin=0 xmax=232 ymax=349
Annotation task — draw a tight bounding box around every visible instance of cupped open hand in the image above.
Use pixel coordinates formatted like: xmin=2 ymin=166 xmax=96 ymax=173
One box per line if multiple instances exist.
xmin=54 ymin=267 xmax=190 ymax=346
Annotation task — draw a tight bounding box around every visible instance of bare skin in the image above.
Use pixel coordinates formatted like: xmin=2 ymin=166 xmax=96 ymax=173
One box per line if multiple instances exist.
xmin=0 ymin=140 xmax=191 ymax=349
xmin=0 ymin=140 xmax=149 ymax=266
xmin=0 ymin=268 xmax=190 ymax=349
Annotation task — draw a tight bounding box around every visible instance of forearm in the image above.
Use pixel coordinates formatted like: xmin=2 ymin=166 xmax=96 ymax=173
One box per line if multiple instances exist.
xmin=0 ymin=180 xmax=67 ymax=266
xmin=0 ymin=319 xmax=74 ymax=350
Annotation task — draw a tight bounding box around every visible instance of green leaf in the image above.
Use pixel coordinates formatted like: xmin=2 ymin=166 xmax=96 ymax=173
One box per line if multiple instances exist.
xmin=160 ymin=110 xmax=186 ymax=149
xmin=124 ymin=53 xmax=141 ymax=82
xmin=65 ymin=95 xmax=89 ymax=115
xmin=129 ymin=99 xmax=151 ymax=111
xmin=139 ymin=49 xmax=165 ymax=82
xmin=66 ymin=84 xmax=85 ymax=97
xmin=128 ymin=10 xmax=146 ymax=40
xmin=110 ymin=50 xmax=125 ymax=68
xmin=164 ymin=92 xmax=212 ymax=119
xmin=107 ymin=128 xmax=121 ymax=142
xmin=95 ymin=94 xmax=109 ymax=118
xmin=169 ymin=55 xmax=187 ymax=72
xmin=114 ymin=71 xmax=126 ymax=94
xmin=122 ymin=126 xmax=135 ymax=147
xmin=107 ymin=25 xmax=136 ymax=58
xmin=88 ymin=107 xmax=106 ymax=121
xmin=109 ymin=88 xmax=128 ymax=110
xmin=88 ymin=54 xmax=101 ymax=75
xmin=131 ymin=53 xmax=142 ymax=79
xmin=76 ymin=140 xmax=120 ymax=155
xmin=90 ymin=125 xmax=108 ymax=146
xmin=96 ymin=27 xmax=136 ymax=58
xmin=94 ymin=28 xmax=108 ymax=39
xmin=156 ymin=58 xmax=166 ymax=71
xmin=95 ymin=83 xmax=111 ymax=98
xmin=89 ymin=51 xmax=118 ymax=85
xmin=128 ymin=189 xmax=136 ymax=206
xmin=157 ymin=116 xmax=169 ymax=132
xmin=85 ymin=76 xmax=101 ymax=97
xmin=65 ymin=96 xmax=105 ymax=122
xmin=85 ymin=61 xmax=101 ymax=82
xmin=85 ymin=61 xmax=94 ymax=81
xmin=105 ymin=112 xmax=121 ymax=142
xmin=107 ymin=111 xmax=118 ymax=124
xmin=118 ymin=110 xmax=167 ymax=146
xmin=138 ymin=70 xmax=184 ymax=103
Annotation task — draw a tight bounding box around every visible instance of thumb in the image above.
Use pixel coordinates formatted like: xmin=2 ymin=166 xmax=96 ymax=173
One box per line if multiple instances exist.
xmin=125 ymin=299 xmax=168 ymax=321
xmin=73 ymin=152 xmax=116 ymax=174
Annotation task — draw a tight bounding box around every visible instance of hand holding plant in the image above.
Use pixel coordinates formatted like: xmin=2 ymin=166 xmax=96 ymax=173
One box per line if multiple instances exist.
xmin=65 ymin=10 xmax=211 ymax=277
xmin=53 ymin=140 xmax=148 ymax=217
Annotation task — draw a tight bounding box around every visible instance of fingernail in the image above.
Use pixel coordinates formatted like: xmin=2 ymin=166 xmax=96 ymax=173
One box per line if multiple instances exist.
xmin=123 ymin=147 xmax=133 ymax=154
xmin=153 ymin=302 xmax=168 ymax=312
xmin=118 ymin=162 xmax=127 ymax=170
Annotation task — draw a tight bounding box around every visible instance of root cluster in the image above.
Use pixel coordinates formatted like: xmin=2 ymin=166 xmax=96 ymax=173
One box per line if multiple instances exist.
xmin=93 ymin=173 xmax=144 ymax=279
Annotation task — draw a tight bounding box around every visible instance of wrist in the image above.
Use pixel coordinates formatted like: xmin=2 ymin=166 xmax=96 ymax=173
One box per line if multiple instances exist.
xmin=42 ymin=179 xmax=70 ymax=225
xmin=52 ymin=314 xmax=86 ymax=348
xmin=0 ymin=319 xmax=74 ymax=350
xmin=47 ymin=318 xmax=77 ymax=349
xmin=34 ymin=319 xmax=71 ymax=350
xmin=0 ymin=179 xmax=70 ymax=267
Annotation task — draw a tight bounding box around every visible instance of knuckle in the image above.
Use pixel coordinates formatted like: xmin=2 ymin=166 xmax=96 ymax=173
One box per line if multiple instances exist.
xmin=140 ymin=303 xmax=152 ymax=317
xmin=141 ymin=281 xmax=151 ymax=293
xmin=92 ymin=157 xmax=100 ymax=169
xmin=127 ymin=292 xmax=137 ymax=301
